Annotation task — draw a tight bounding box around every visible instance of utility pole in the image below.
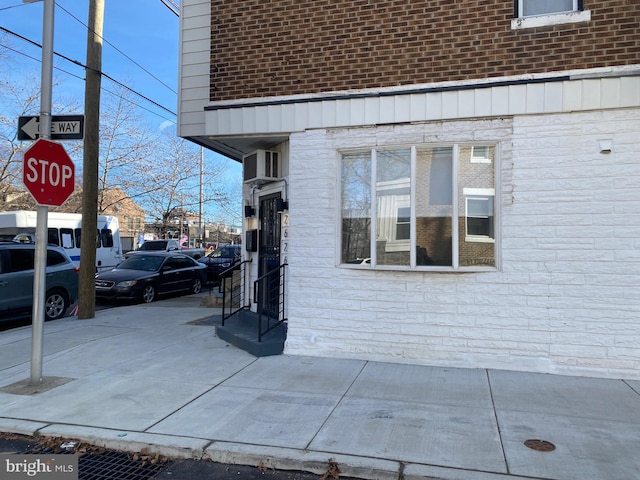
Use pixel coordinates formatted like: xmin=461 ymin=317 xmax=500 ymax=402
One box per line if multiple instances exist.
xmin=77 ymin=0 xmax=104 ymax=319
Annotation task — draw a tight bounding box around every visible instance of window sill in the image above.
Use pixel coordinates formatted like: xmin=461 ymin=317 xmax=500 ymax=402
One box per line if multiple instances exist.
xmin=464 ymin=236 xmax=495 ymax=244
xmin=511 ymin=10 xmax=591 ymax=30
xmin=339 ymin=263 xmax=497 ymax=273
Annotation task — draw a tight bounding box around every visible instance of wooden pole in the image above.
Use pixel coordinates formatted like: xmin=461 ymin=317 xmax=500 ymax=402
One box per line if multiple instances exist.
xmin=77 ymin=0 xmax=104 ymax=319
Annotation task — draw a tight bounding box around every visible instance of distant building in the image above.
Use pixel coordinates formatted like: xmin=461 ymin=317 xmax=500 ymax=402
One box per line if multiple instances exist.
xmin=178 ymin=1 xmax=640 ymax=379
xmin=97 ymin=188 xmax=145 ymax=252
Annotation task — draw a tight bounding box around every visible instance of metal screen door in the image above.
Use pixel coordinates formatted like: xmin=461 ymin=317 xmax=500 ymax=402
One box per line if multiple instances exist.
xmin=258 ymin=193 xmax=281 ymax=317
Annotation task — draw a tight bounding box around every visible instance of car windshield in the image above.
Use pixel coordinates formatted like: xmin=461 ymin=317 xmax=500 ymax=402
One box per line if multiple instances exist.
xmin=117 ymin=255 xmax=164 ymax=272
xmin=208 ymin=247 xmax=237 ymax=258
xmin=137 ymin=241 xmax=166 ymax=251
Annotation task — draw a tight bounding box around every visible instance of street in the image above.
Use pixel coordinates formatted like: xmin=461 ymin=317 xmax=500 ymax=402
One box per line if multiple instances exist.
xmin=0 ymin=299 xmax=114 ymax=332
xmin=0 ymin=433 xmax=351 ymax=480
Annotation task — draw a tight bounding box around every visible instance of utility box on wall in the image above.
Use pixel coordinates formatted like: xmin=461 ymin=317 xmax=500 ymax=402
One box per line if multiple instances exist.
xmin=246 ymin=229 xmax=258 ymax=252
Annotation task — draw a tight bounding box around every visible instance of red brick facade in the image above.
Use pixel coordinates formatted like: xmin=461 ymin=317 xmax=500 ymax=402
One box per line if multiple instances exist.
xmin=210 ymin=0 xmax=640 ymax=101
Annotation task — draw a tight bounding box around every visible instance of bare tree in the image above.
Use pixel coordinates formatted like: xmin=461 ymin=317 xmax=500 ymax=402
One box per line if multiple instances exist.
xmin=94 ymin=83 xmax=156 ymax=213
xmin=0 ymin=69 xmax=41 ymax=202
xmin=0 ymin=35 xmax=81 ymax=207
xmin=139 ymin=126 xmax=229 ymax=236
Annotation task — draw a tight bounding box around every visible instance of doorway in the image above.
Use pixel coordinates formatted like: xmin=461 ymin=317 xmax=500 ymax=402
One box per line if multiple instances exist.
xmin=258 ymin=193 xmax=281 ymax=317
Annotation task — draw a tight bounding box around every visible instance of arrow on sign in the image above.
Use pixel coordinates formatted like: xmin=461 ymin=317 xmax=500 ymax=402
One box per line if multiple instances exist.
xmin=18 ymin=115 xmax=84 ymax=141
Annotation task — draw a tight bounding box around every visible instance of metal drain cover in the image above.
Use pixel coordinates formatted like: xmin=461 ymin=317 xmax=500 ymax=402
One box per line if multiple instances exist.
xmin=24 ymin=446 xmax=170 ymax=480
xmin=524 ymin=439 xmax=556 ymax=452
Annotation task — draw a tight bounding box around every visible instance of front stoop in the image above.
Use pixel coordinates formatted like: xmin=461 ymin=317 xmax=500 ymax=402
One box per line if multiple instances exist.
xmin=216 ymin=310 xmax=287 ymax=357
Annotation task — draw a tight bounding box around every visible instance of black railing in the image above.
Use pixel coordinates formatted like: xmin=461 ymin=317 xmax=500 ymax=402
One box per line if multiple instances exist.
xmin=220 ymin=259 xmax=252 ymax=325
xmin=253 ymin=263 xmax=287 ymax=342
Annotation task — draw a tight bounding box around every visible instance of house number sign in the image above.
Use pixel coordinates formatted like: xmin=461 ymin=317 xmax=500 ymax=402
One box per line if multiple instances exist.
xmin=281 ymin=213 xmax=289 ymax=265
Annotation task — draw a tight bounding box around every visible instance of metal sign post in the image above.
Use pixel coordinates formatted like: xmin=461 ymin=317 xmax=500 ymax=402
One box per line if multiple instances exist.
xmin=30 ymin=0 xmax=55 ymax=385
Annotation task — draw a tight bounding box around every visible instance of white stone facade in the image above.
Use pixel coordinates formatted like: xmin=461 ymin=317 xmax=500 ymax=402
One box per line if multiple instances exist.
xmin=177 ymin=2 xmax=640 ymax=377
xmin=283 ymin=107 xmax=640 ymax=379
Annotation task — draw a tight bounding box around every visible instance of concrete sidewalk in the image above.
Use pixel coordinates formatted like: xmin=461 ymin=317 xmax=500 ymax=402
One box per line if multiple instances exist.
xmin=0 ymin=292 xmax=639 ymax=480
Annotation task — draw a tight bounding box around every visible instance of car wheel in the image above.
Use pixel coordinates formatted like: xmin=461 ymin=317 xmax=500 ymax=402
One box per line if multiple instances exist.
xmin=192 ymin=277 xmax=202 ymax=294
xmin=45 ymin=289 xmax=69 ymax=321
xmin=141 ymin=284 xmax=156 ymax=303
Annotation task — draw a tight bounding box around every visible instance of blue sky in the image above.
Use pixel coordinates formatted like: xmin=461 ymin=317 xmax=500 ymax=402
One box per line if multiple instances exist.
xmin=1 ymin=0 xmax=242 ymax=225
xmin=1 ymin=0 xmax=179 ymax=128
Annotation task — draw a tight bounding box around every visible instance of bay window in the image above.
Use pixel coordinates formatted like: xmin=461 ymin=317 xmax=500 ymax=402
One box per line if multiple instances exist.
xmin=341 ymin=144 xmax=497 ymax=270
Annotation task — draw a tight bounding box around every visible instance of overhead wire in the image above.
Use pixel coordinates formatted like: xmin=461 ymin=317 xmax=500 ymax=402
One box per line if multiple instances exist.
xmin=0 ymin=1 xmax=178 ymax=122
xmin=56 ymin=3 xmax=177 ymax=96
xmin=159 ymin=0 xmax=180 ymax=17
xmin=0 ymin=26 xmax=177 ymax=122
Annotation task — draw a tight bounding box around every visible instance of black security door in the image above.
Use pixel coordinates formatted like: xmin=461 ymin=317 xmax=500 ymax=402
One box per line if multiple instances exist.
xmin=258 ymin=193 xmax=281 ymax=317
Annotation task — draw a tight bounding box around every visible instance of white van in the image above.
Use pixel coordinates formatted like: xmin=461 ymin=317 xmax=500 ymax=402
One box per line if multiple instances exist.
xmin=0 ymin=210 xmax=123 ymax=272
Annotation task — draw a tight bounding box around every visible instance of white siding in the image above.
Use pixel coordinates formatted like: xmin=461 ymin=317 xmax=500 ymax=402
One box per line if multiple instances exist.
xmin=178 ymin=0 xmax=210 ymax=137
xmin=201 ymin=68 xmax=640 ymax=137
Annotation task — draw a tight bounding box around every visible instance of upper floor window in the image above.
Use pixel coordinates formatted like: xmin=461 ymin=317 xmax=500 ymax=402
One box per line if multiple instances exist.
xmin=341 ymin=144 xmax=498 ymax=271
xmin=517 ymin=0 xmax=582 ymax=18
xmin=512 ymin=0 xmax=590 ymax=29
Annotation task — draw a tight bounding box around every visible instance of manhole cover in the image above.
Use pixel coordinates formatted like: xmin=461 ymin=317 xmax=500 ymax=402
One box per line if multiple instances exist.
xmin=524 ymin=439 xmax=556 ymax=452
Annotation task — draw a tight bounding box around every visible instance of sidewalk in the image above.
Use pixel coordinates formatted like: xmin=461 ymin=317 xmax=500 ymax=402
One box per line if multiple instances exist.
xmin=1 ymin=292 xmax=639 ymax=480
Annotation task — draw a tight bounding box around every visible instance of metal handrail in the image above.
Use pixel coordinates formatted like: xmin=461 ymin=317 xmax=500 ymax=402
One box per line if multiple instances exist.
xmin=220 ymin=259 xmax=251 ymax=325
xmin=253 ymin=263 xmax=287 ymax=342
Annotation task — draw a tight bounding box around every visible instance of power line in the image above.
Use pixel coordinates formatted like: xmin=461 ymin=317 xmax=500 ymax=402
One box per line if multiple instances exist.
xmin=56 ymin=3 xmax=177 ymax=96
xmin=0 ymin=25 xmax=177 ymax=119
xmin=160 ymin=0 xmax=180 ymax=17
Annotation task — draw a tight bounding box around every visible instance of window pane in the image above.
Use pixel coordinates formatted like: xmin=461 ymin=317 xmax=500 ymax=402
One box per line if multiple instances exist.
xmin=46 ymin=250 xmax=66 ymax=266
xmin=101 ymin=229 xmax=114 ymax=248
xmin=9 ymin=248 xmax=34 ymax=272
xmin=415 ymin=146 xmax=453 ymax=266
xmin=342 ymin=152 xmax=371 ymax=264
xmin=60 ymin=228 xmax=74 ymax=248
xmin=459 ymin=146 xmax=495 ymax=267
xmin=396 ymin=206 xmax=411 ymax=240
xmin=523 ymin=0 xmax=574 ymax=16
xmin=376 ymin=149 xmax=411 ymax=266
xmin=47 ymin=228 xmax=59 ymax=246
xmin=466 ymin=197 xmax=494 ymax=237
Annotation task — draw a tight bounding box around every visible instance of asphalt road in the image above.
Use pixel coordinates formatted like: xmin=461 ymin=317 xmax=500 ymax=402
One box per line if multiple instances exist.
xmin=0 ymin=299 xmax=114 ymax=332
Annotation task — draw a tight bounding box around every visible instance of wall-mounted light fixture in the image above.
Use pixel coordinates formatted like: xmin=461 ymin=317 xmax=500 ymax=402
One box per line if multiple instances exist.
xmin=244 ymin=205 xmax=255 ymax=217
xmin=598 ymin=139 xmax=613 ymax=154
xmin=276 ymin=198 xmax=289 ymax=212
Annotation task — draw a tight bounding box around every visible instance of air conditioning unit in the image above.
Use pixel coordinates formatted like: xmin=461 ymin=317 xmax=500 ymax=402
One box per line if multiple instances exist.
xmin=243 ymin=150 xmax=280 ymax=184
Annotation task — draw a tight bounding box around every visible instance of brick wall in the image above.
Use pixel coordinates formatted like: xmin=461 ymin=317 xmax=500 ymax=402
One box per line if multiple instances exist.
xmin=210 ymin=0 xmax=640 ymax=101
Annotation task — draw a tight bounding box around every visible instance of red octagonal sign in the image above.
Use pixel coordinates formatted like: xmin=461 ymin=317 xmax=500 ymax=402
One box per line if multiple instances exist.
xmin=23 ymin=138 xmax=75 ymax=207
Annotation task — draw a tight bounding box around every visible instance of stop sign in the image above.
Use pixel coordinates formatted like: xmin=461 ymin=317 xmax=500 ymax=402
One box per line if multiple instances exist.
xmin=23 ymin=138 xmax=75 ymax=206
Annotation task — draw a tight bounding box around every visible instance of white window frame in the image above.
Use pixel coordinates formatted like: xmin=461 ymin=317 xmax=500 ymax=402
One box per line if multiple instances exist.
xmin=340 ymin=144 xmax=500 ymax=272
xmin=464 ymin=188 xmax=495 ymax=243
xmin=518 ymin=0 xmax=578 ymax=18
xmin=471 ymin=146 xmax=492 ymax=164
xmin=512 ymin=0 xmax=590 ymax=30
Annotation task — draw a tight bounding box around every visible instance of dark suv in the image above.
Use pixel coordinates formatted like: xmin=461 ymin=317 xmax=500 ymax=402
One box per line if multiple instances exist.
xmin=0 ymin=243 xmax=79 ymax=321
xmin=198 ymin=245 xmax=241 ymax=285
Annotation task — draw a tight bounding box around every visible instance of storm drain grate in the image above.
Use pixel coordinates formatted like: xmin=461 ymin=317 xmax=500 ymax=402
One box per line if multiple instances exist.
xmin=24 ymin=446 xmax=171 ymax=480
xmin=524 ymin=439 xmax=556 ymax=452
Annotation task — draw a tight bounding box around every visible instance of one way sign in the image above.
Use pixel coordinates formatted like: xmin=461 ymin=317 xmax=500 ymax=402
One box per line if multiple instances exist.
xmin=18 ymin=115 xmax=84 ymax=141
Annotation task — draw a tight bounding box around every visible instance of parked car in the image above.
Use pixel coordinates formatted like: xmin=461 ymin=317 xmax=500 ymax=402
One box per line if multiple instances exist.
xmin=95 ymin=252 xmax=206 ymax=303
xmin=0 ymin=243 xmax=79 ymax=321
xmin=125 ymin=239 xmax=204 ymax=259
xmin=198 ymin=244 xmax=241 ymax=285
